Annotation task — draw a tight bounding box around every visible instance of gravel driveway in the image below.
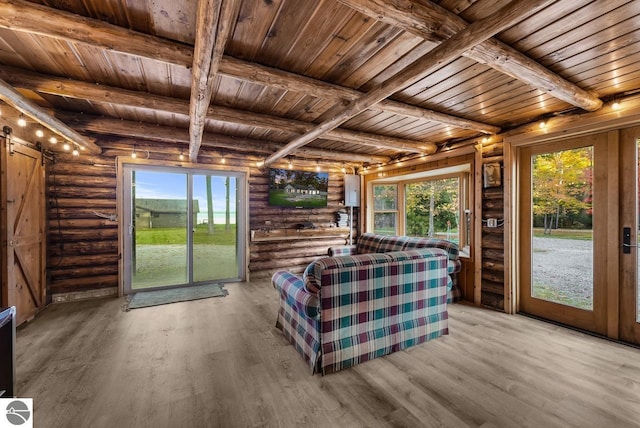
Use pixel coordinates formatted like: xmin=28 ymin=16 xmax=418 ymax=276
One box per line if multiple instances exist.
xmin=532 ymin=236 xmax=594 ymax=305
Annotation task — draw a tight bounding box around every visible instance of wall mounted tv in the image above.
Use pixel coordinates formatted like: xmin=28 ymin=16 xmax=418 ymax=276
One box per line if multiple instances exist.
xmin=268 ymin=168 xmax=329 ymax=208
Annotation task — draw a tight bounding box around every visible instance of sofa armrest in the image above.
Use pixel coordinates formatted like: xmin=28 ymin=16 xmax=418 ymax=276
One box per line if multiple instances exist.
xmin=327 ymin=245 xmax=357 ymax=257
xmin=272 ymin=271 xmax=320 ymax=319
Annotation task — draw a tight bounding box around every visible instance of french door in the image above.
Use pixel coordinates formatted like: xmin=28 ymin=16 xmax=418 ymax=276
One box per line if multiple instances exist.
xmin=619 ymin=126 xmax=640 ymax=344
xmin=519 ymin=129 xmax=640 ymax=345
xmin=519 ymin=134 xmax=608 ymax=335
xmin=122 ymin=164 xmax=246 ymax=293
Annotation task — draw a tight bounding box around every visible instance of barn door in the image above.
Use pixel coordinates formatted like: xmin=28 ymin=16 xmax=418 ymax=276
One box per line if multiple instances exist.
xmin=1 ymin=136 xmax=46 ymax=326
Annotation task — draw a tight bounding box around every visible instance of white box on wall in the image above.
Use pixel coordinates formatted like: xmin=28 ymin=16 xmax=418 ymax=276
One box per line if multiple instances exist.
xmin=344 ymin=174 xmax=360 ymax=207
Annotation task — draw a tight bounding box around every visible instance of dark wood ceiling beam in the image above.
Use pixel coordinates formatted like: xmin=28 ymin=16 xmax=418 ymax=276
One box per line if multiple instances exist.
xmin=337 ymin=0 xmax=603 ymax=112
xmin=0 ymin=78 xmax=101 ymax=154
xmin=0 ymin=0 xmax=499 ymax=135
xmin=0 ymin=66 xmax=430 ymax=154
xmin=54 ymin=112 xmax=390 ymax=164
xmin=263 ymin=0 xmax=554 ymax=166
xmin=189 ymin=0 xmax=238 ymax=162
xmin=0 ymin=0 xmax=193 ymax=66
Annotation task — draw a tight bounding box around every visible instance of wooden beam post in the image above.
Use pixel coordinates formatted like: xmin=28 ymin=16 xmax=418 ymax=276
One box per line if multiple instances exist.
xmin=55 ymin=111 xmax=391 ymax=164
xmin=337 ymin=0 xmax=602 ymax=112
xmin=0 ymin=66 xmax=431 ymax=155
xmin=263 ymin=0 xmax=555 ymax=166
xmin=0 ymin=0 xmax=500 ymax=136
xmin=189 ymin=0 xmax=238 ymax=162
xmin=0 ymin=79 xmax=100 ymax=154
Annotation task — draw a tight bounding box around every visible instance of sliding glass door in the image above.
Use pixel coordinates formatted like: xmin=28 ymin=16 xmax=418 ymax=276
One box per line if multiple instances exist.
xmin=123 ymin=165 xmax=245 ymax=293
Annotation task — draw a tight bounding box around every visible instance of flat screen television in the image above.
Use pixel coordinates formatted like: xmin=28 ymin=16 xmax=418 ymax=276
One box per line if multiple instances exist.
xmin=268 ymin=168 xmax=329 ymax=208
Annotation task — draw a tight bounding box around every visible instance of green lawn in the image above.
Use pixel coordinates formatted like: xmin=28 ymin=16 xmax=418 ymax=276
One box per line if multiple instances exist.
xmin=268 ymin=190 xmax=326 ymax=207
xmin=532 ymin=283 xmax=592 ymax=310
xmin=135 ymin=223 xmax=237 ymax=245
xmin=532 ymin=228 xmax=592 ymax=240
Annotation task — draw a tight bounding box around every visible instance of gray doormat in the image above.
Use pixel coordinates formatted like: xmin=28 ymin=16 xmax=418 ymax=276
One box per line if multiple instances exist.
xmin=124 ymin=283 xmax=228 ymax=310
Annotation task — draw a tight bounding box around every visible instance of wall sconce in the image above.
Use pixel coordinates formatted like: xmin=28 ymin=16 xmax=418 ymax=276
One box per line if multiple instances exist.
xmin=17 ymin=114 xmax=26 ymax=127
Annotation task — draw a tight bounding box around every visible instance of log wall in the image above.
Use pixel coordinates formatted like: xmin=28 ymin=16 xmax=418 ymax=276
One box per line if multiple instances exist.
xmin=480 ymin=143 xmax=505 ymax=310
xmin=46 ymin=135 xmax=354 ymax=296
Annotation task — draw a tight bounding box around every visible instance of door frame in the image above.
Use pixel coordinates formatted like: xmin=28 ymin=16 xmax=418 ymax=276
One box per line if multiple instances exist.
xmin=117 ymin=158 xmax=249 ymax=296
xmin=619 ymin=125 xmax=640 ymax=344
xmin=517 ymin=133 xmax=611 ymax=335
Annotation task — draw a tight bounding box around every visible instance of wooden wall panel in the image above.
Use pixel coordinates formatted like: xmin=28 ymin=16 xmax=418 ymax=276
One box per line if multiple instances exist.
xmin=480 ymin=143 xmax=505 ymax=310
xmin=45 ymin=137 xmax=352 ymax=296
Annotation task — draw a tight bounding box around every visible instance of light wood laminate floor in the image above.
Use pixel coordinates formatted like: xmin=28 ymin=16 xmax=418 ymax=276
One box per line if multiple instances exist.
xmin=15 ymin=280 xmax=640 ymax=427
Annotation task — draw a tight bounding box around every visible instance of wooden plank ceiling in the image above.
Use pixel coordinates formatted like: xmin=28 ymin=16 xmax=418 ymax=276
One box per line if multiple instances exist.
xmin=0 ymin=0 xmax=639 ymax=166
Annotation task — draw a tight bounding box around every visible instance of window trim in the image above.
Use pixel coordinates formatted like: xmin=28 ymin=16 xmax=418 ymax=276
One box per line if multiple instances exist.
xmin=367 ymin=164 xmax=472 ymax=255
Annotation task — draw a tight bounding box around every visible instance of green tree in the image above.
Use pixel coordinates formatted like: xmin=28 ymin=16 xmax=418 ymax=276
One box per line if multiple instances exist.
xmin=406 ymin=178 xmax=459 ymax=240
xmin=532 ymin=147 xmax=592 ymax=234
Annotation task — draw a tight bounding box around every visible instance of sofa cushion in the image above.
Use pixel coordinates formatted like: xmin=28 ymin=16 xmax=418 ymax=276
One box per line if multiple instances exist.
xmin=375 ymin=235 xmax=409 ymax=253
xmin=354 ymin=233 xmax=386 ymax=254
xmin=303 ymin=253 xmax=393 ymax=294
xmin=401 ymin=237 xmax=460 ymax=261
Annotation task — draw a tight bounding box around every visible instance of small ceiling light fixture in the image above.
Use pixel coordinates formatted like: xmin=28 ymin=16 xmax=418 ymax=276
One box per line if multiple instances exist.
xmin=539 ymin=120 xmax=547 ymax=129
xmin=612 ymin=100 xmax=621 ymax=110
xmin=221 ymin=153 xmax=226 ymax=164
xmin=49 ymin=136 xmax=57 ymax=144
xmin=62 ymin=142 xmax=70 ymax=151
xmin=316 ymin=161 xmax=320 ymax=172
xmin=131 ymin=147 xmax=137 ymax=159
xmin=288 ymin=159 xmax=293 ymax=169
xmin=35 ymin=129 xmax=44 ymax=138
xmin=17 ymin=114 xmax=26 ymax=127
xmin=341 ymin=163 xmax=347 ymax=173
xmin=179 ymin=151 xmax=185 ymax=161
xmin=72 ymin=146 xmax=79 ymax=156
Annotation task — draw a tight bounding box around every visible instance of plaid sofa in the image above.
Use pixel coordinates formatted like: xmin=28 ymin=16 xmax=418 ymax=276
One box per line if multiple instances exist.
xmin=272 ymin=241 xmax=450 ymax=374
xmin=329 ymin=233 xmax=462 ymax=302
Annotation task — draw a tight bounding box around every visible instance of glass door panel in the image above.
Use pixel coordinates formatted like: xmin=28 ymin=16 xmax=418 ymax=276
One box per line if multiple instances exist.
xmin=530 ymin=147 xmax=594 ymax=310
xmin=131 ymin=170 xmax=188 ymax=289
xmin=192 ymin=174 xmax=238 ymax=282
